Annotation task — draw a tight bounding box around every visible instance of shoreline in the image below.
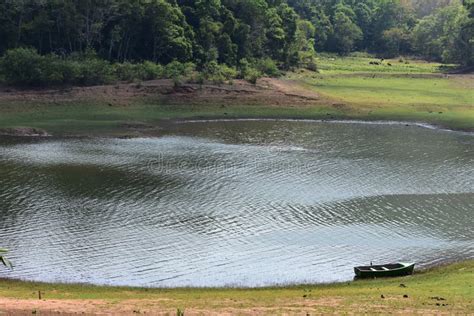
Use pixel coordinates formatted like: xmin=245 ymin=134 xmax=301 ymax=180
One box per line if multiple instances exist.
xmin=0 ymin=259 xmax=471 ymax=290
xmin=172 ymin=117 xmax=474 ymax=134
xmin=0 ymin=260 xmax=472 ymax=314
xmin=1 ymin=116 xmax=473 ymax=140
xmin=0 ymin=69 xmax=472 ymax=137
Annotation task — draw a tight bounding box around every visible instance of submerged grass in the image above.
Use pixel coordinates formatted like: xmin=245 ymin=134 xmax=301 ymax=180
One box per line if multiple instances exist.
xmin=0 ymin=261 xmax=472 ymax=314
xmin=0 ymin=101 xmax=343 ymax=136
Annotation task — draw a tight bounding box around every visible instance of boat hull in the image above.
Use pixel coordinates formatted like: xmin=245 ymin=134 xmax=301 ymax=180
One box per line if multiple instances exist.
xmin=354 ymin=263 xmax=415 ymax=278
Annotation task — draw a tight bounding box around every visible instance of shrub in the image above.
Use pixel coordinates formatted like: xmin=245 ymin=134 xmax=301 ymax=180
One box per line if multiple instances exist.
xmin=0 ymin=49 xmax=193 ymax=87
xmin=42 ymin=56 xmax=69 ymax=84
xmin=305 ymin=59 xmax=318 ymax=72
xmin=0 ymin=48 xmax=117 ymax=86
xmin=244 ymin=68 xmax=261 ymax=84
xmin=238 ymin=59 xmax=262 ymax=84
xmin=0 ymin=48 xmax=45 ymax=85
xmin=114 ymin=62 xmax=139 ymax=82
xmin=0 ymin=48 xmax=83 ymax=86
xmin=165 ymin=60 xmax=195 ymax=86
xmin=60 ymin=60 xmax=81 ymax=84
xmin=75 ymin=58 xmax=115 ymax=85
xmin=237 ymin=58 xmax=250 ymax=79
xmin=255 ymin=58 xmax=280 ymax=77
xmin=201 ymin=61 xmax=238 ymax=84
xmin=298 ymin=51 xmax=318 ymax=72
xmin=138 ymin=61 xmax=164 ymax=80
xmin=219 ymin=64 xmax=238 ymax=80
xmin=114 ymin=61 xmax=164 ymax=82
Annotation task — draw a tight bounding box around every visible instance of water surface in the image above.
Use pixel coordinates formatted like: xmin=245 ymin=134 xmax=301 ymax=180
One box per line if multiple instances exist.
xmin=0 ymin=120 xmax=472 ymax=287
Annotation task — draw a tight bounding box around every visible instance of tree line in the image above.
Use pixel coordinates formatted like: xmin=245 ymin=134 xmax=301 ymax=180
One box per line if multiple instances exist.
xmin=0 ymin=0 xmax=472 ymax=86
xmin=288 ymin=0 xmax=472 ymax=63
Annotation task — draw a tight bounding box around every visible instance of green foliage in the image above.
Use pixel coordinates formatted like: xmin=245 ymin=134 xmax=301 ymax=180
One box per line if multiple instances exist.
xmin=0 ymin=0 xmax=302 ymax=69
xmin=0 ymin=48 xmax=183 ymax=86
xmin=461 ymin=0 xmax=474 ymax=65
xmin=165 ymin=61 xmax=195 ymax=87
xmin=114 ymin=62 xmax=164 ymax=82
xmin=382 ymin=27 xmax=411 ymax=58
xmin=254 ymin=58 xmax=281 ymax=77
xmin=331 ymin=10 xmax=363 ymax=55
xmin=0 ymin=0 xmax=470 ymax=85
xmin=114 ymin=63 xmax=140 ymax=82
xmin=237 ymin=58 xmax=262 ymax=83
xmin=0 ymin=48 xmax=48 ymax=86
xmin=73 ymin=58 xmax=115 ymax=86
xmin=0 ymin=48 xmax=118 ymax=86
xmin=136 ymin=62 xmax=165 ymax=81
xmin=201 ymin=61 xmax=238 ymax=84
xmin=244 ymin=68 xmax=262 ymax=85
xmin=144 ymin=0 xmax=194 ymax=63
xmin=411 ymin=3 xmax=471 ymax=64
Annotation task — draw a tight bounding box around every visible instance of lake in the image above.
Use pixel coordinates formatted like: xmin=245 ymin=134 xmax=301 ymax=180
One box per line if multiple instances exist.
xmin=0 ymin=120 xmax=472 ymax=287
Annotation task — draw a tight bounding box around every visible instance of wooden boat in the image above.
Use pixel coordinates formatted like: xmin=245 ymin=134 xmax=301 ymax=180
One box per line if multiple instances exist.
xmin=354 ymin=262 xmax=415 ymax=278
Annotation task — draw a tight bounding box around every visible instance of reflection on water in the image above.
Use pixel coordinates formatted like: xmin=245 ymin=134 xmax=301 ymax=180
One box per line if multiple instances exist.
xmin=0 ymin=120 xmax=472 ymax=287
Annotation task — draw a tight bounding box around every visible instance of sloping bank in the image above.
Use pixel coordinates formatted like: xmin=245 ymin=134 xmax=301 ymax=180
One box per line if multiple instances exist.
xmin=0 ymin=261 xmax=472 ymax=314
xmin=0 ymin=76 xmax=472 ymax=138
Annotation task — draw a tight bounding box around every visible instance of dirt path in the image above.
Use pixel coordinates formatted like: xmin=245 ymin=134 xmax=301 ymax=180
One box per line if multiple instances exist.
xmin=0 ymin=297 xmax=340 ymax=315
xmin=0 ymin=296 xmax=448 ymax=315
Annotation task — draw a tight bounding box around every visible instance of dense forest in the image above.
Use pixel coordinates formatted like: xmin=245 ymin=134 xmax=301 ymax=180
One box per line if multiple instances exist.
xmin=0 ymin=0 xmax=472 ymax=86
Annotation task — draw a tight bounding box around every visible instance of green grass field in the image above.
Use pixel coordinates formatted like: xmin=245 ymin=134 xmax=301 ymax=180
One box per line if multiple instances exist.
xmin=288 ymin=55 xmax=473 ymax=130
xmin=0 ymin=54 xmax=472 ymax=134
xmin=314 ymin=53 xmax=451 ymax=74
xmin=0 ymin=101 xmax=345 ymax=136
xmin=0 ymin=261 xmax=472 ymax=314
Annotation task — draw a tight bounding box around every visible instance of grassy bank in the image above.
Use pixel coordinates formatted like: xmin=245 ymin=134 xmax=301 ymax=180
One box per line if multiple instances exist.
xmin=0 ymin=101 xmax=342 ymax=136
xmin=288 ymin=55 xmax=474 ymax=131
xmin=0 ymin=55 xmax=472 ymax=136
xmin=0 ymin=261 xmax=472 ymax=314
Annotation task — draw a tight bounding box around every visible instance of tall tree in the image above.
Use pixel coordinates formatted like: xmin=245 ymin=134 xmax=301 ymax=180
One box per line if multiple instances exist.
xmin=329 ymin=5 xmax=363 ymax=54
xmin=412 ymin=3 xmax=470 ymax=63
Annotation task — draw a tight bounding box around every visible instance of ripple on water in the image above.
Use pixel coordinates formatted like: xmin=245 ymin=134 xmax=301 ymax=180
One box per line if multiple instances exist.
xmin=0 ymin=121 xmax=472 ymax=287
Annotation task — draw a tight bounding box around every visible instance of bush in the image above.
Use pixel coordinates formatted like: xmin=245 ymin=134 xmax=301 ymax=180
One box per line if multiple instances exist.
xmin=0 ymin=48 xmax=117 ymax=86
xmin=0 ymin=48 xmax=46 ymax=85
xmin=244 ymin=68 xmax=261 ymax=84
xmin=114 ymin=62 xmax=139 ymax=82
xmin=255 ymin=58 xmax=281 ymax=77
xmin=238 ymin=59 xmax=262 ymax=84
xmin=75 ymin=58 xmax=115 ymax=85
xmin=0 ymin=48 xmax=83 ymax=86
xmin=114 ymin=61 xmax=164 ymax=82
xmin=298 ymin=51 xmax=318 ymax=72
xmin=238 ymin=58 xmax=250 ymax=79
xmin=165 ymin=60 xmax=195 ymax=86
xmin=0 ymin=48 xmax=194 ymax=87
xmin=219 ymin=64 xmax=238 ymax=80
xmin=138 ymin=61 xmax=164 ymax=80
xmin=201 ymin=61 xmax=238 ymax=84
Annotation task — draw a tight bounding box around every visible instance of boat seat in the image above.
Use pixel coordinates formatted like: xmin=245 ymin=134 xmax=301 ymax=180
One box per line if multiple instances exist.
xmin=382 ymin=267 xmax=389 ymax=271
xmin=370 ymin=268 xmax=377 ymax=271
